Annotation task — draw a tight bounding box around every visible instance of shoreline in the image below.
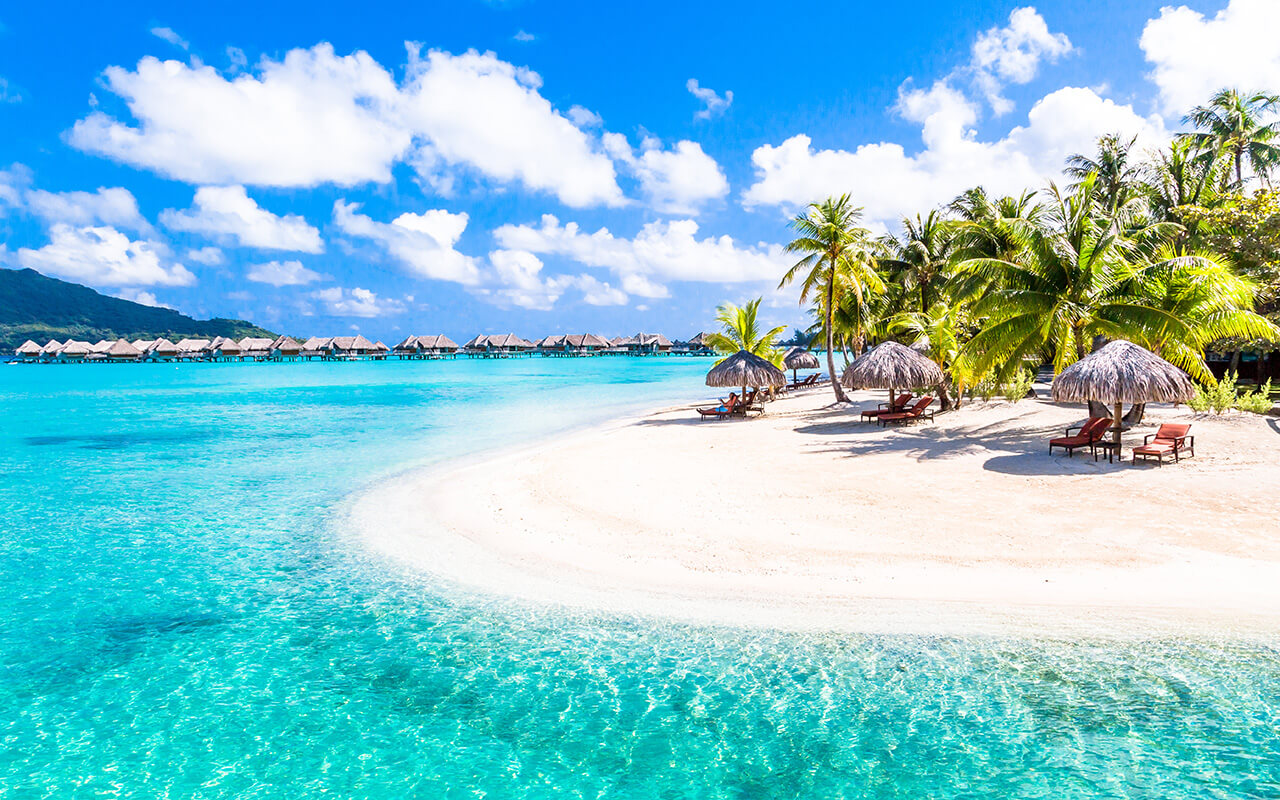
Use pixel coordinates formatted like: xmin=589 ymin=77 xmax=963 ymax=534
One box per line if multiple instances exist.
xmin=353 ymin=384 xmax=1280 ymax=640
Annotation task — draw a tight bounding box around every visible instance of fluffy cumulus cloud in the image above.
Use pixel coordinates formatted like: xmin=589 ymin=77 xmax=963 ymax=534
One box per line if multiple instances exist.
xmin=69 ymin=44 xmax=627 ymax=208
xmin=312 ymin=286 xmax=404 ymax=317
xmin=687 ymin=79 xmax=732 ymax=120
xmin=1141 ymin=0 xmax=1280 ymax=116
xmin=160 ymin=185 xmax=323 ymax=252
xmin=113 ymin=288 xmax=173 ymax=308
xmin=69 ymin=45 xmax=409 ymax=187
xmin=185 ymin=246 xmax=224 ymax=265
xmin=246 ymin=259 xmax=326 ymax=286
xmin=333 ymin=200 xmax=482 ymax=285
xmin=480 ymin=249 xmax=628 ymax=310
xmin=495 ymin=215 xmax=786 ymax=298
xmin=17 ymin=225 xmax=195 ymax=287
xmin=744 ymin=87 xmax=1166 ymax=225
xmin=26 ymin=186 xmax=152 ymax=233
xmin=971 ymin=7 xmax=1073 ymax=114
xmin=603 ymin=134 xmax=728 ymax=214
xmin=402 ymin=47 xmax=623 ymax=207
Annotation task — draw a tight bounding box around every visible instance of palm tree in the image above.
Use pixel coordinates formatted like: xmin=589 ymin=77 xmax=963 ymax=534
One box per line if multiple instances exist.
xmin=705 ymin=298 xmax=786 ymax=364
xmin=1182 ymin=89 xmax=1280 ymax=187
xmin=881 ymin=210 xmax=957 ymax=313
xmin=781 ymin=195 xmax=885 ymax=402
xmin=1065 ymin=133 xmax=1141 ymax=212
xmin=959 ymin=176 xmax=1185 ymax=377
xmin=1142 ymin=137 xmax=1223 ymax=234
xmin=891 ymin=300 xmax=972 ymax=410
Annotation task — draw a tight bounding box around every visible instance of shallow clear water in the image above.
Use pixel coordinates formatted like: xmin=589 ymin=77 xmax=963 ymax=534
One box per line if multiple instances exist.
xmin=1 ymin=359 xmax=1277 ymax=798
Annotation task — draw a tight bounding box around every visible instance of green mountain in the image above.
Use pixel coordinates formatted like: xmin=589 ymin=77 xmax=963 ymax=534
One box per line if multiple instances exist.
xmin=1 ymin=268 xmax=275 ymax=350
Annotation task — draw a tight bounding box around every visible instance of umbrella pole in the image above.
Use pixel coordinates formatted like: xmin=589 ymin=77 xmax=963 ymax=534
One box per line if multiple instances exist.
xmin=1113 ymin=401 xmax=1123 ymax=459
xmin=889 ymin=387 xmax=895 ymax=411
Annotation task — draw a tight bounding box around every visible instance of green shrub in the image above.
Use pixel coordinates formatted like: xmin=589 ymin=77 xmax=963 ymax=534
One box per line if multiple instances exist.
xmin=1003 ymin=369 xmax=1036 ymax=403
xmin=1236 ymin=379 xmax=1275 ymax=414
xmin=1188 ymin=384 xmax=1212 ymax=413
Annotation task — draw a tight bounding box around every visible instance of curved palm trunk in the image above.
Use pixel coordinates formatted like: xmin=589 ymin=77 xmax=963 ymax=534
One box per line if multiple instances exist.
xmin=826 ymin=277 xmax=848 ymax=403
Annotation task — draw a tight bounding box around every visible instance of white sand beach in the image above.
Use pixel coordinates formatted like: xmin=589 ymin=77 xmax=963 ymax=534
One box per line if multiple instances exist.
xmin=357 ymin=384 xmax=1280 ymax=637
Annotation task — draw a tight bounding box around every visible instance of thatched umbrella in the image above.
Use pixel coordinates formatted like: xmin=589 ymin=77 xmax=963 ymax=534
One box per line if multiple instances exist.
xmin=706 ymin=350 xmax=786 ymax=409
xmin=783 ymin=346 xmax=820 ymax=383
xmin=841 ymin=340 xmax=944 ymax=411
xmin=1051 ymin=340 xmax=1194 ymax=454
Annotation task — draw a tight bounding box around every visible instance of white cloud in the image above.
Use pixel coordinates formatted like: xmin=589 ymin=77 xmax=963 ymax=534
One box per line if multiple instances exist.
xmin=333 ymin=200 xmax=482 ymax=285
xmin=69 ymin=44 xmax=409 ymax=187
xmin=69 ymin=44 xmax=629 ymax=208
xmin=971 ymin=7 xmax=1072 ymax=114
xmin=743 ymin=86 xmax=1167 ymax=226
xmin=568 ymin=105 xmax=602 ymax=128
xmin=113 ymin=288 xmax=173 ymax=308
xmin=401 ymin=47 xmax=624 ymax=208
xmin=160 ymin=185 xmax=323 ymax=252
xmin=1141 ymin=0 xmax=1280 ymax=116
xmin=186 ymin=246 xmax=224 ymax=265
xmin=603 ymin=134 xmax=728 ymax=214
xmin=312 ymin=286 xmax=404 ymax=317
xmin=687 ymin=79 xmax=732 ymax=120
xmin=17 ymin=224 xmax=196 ymax=287
xmin=0 ymin=76 xmax=21 ymax=104
xmin=495 ymin=215 xmax=785 ymax=298
xmin=24 ymin=186 xmax=152 ymax=233
xmin=513 ymin=30 xmax=535 ymax=42
xmin=247 ymin=259 xmax=326 ymax=286
xmin=150 ymin=26 xmax=190 ymax=51
xmin=480 ymin=249 xmax=628 ymax=310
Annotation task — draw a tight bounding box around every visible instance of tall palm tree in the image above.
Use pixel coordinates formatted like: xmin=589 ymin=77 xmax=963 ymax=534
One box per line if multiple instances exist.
xmin=1182 ymin=88 xmax=1280 ymax=187
xmin=705 ymin=298 xmax=786 ymax=364
xmin=959 ymin=176 xmax=1184 ymax=377
xmin=1065 ymin=133 xmax=1141 ymax=212
xmin=781 ymin=195 xmax=884 ymax=403
xmin=891 ymin=299 xmax=972 ymax=410
xmin=881 ymin=210 xmax=957 ymax=313
xmin=1142 ymin=137 xmax=1223 ymax=233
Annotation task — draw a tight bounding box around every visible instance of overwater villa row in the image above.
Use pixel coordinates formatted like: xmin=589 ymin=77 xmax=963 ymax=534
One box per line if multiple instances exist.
xmin=12 ymin=332 xmax=714 ymax=363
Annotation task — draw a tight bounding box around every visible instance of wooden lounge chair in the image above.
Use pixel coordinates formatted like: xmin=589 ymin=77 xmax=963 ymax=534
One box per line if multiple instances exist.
xmin=877 ymin=396 xmax=935 ymax=426
xmin=1048 ymin=416 xmax=1112 ymax=458
xmin=698 ymin=393 xmax=738 ymax=420
xmin=735 ymin=389 xmax=762 ymax=416
xmin=860 ymin=393 xmax=913 ymax=422
xmin=1132 ymin=423 xmax=1194 ymax=465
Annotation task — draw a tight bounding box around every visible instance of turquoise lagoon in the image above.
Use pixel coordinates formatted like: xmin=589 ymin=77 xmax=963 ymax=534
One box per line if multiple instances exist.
xmin=1 ymin=358 xmax=1277 ymax=798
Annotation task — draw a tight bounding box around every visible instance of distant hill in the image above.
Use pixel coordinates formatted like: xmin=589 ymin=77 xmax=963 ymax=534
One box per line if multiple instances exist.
xmin=0 ymin=268 xmax=275 ymax=350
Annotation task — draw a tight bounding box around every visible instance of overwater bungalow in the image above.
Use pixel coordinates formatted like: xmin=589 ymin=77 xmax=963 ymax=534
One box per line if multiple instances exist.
xmin=239 ymin=337 xmax=274 ymax=360
xmin=57 ymin=340 xmax=93 ymax=361
xmin=394 ymin=334 xmax=459 ymax=358
xmin=270 ymin=336 xmax=303 ymax=360
xmin=40 ymin=339 xmax=63 ymax=359
xmin=147 ymin=338 xmax=180 ymax=361
xmin=372 ymin=341 xmax=391 ymax=360
xmin=209 ymin=336 xmax=242 ymax=360
xmin=91 ymin=340 xmax=113 ymax=355
xmin=15 ymin=340 xmax=42 ymax=360
xmin=538 ymin=333 xmax=611 ymax=356
xmin=174 ymin=338 xmax=212 ymax=360
xmin=300 ymin=336 xmax=331 ymax=360
xmin=133 ymin=339 xmax=155 ymax=353
xmin=625 ymin=333 xmax=674 ymax=355
xmin=328 ymin=335 xmax=379 ymax=358
xmin=683 ymin=332 xmax=714 ymax=355
xmin=464 ymin=333 xmax=534 ymax=357
xmin=104 ymin=339 xmax=142 ymax=361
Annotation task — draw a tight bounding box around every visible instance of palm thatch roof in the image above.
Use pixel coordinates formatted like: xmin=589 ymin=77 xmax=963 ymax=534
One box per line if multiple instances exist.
xmin=59 ymin=340 xmax=93 ymax=356
xmin=105 ymin=338 xmax=142 ymax=358
xmin=1051 ymin=340 xmax=1194 ymax=404
xmin=149 ymin=338 xmax=179 ymax=355
xmin=301 ymin=336 xmax=331 ymax=350
xmin=373 ymin=341 xmax=390 ymax=352
xmin=92 ymin=340 xmax=113 ymax=353
xmin=783 ymin=346 xmax=820 ymax=370
xmin=688 ymin=332 xmax=710 ymax=347
xmin=133 ymin=339 xmax=155 ymax=351
xmin=239 ymin=337 xmax=274 ymax=352
xmin=841 ymin=341 xmax=943 ymax=389
xmin=174 ymin=338 xmax=209 ymax=352
xmin=16 ymin=340 xmax=42 ymax=355
xmin=908 ymin=336 xmax=930 ymax=354
xmin=706 ymin=350 xmax=786 ymax=388
xmin=271 ymin=336 xmax=303 ymax=352
xmin=213 ymin=336 xmax=241 ymax=353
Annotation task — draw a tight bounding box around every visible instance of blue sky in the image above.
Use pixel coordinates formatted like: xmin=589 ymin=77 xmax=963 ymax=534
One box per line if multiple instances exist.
xmin=0 ymin=0 xmax=1273 ymax=342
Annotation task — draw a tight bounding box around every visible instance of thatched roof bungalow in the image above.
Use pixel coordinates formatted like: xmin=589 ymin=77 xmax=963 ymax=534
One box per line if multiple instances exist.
xmin=538 ymin=333 xmax=610 ymax=355
xmin=104 ymin=338 xmax=142 ymax=361
xmin=147 ymin=338 xmax=180 ymax=359
xmin=464 ymin=333 xmax=533 ymax=354
xmin=58 ymin=340 xmax=93 ymax=360
xmin=40 ymin=340 xmax=63 ymax=357
xmin=133 ymin=339 xmax=155 ymax=352
xmin=15 ymin=340 xmax=42 ymax=358
xmin=329 ymin=335 xmax=378 ymax=355
xmin=92 ymin=340 xmax=114 ymax=354
xmin=270 ymin=336 xmax=303 ymax=358
xmin=239 ymin=337 xmax=274 ymax=357
xmin=685 ymin=332 xmax=714 ymax=354
xmin=625 ymin=333 xmax=673 ymax=354
xmin=396 ymin=334 xmax=460 ymax=356
xmin=174 ymin=338 xmax=211 ymax=358
xmin=210 ymin=336 xmax=242 ymax=358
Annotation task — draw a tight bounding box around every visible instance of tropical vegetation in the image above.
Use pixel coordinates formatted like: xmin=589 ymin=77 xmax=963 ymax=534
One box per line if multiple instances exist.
xmin=776 ymin=87 xmax=1280 ymax=412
